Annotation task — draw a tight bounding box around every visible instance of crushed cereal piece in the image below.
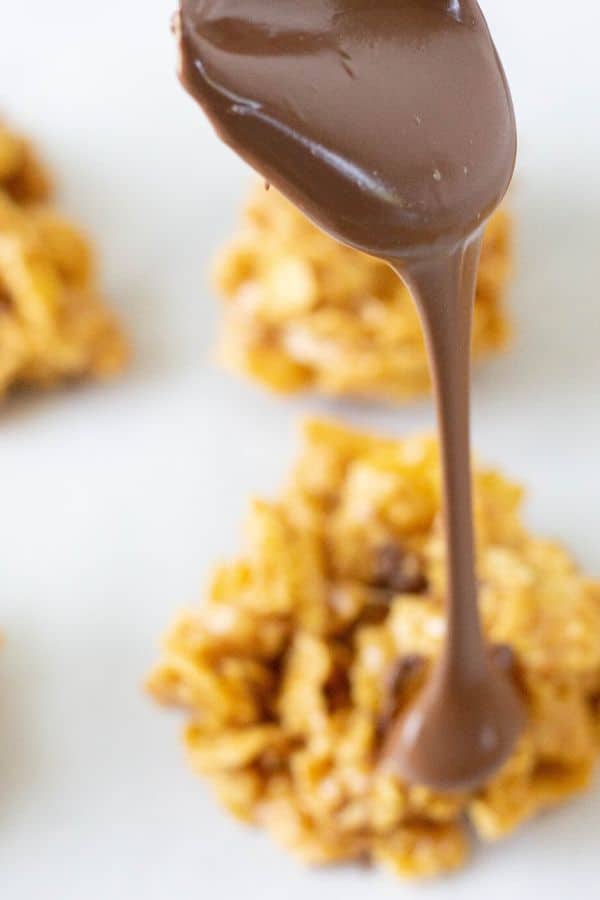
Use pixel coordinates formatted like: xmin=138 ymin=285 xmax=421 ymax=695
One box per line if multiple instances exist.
xmin=0 ymin=190 xmax=127 ymax=398
xmin=148 ymin=419 xmax=600 ymax=879
xmin=213 ymin=187 xmax=512 ymax=400
xmin=0 ymin=121 xmax=52 ymax=205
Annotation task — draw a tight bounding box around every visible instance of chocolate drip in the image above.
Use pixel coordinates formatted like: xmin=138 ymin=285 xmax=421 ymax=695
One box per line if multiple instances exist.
xmin=382 ymin=240 xmax=524 ymax=790
xmin=176 ymin=0 xmax=524 ymax=791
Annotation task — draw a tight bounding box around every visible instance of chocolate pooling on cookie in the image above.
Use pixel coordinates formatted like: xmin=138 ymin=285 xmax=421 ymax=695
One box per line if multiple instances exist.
xmin=176 ymin=0 xmax=524 ymax=791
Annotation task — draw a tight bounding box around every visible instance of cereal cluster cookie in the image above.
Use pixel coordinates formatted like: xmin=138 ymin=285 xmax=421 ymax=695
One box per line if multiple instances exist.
xmin=0 ymin=122 xmax=127 ymax=397
xmin=214 ymin=188 xmax=512 ymax=400
xmin=149 ymin=419 xmax=600 ymax=880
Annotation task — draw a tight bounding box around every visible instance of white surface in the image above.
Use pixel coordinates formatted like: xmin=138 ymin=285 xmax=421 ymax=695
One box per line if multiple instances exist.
xmin=1 ymin=1 xmax=600 ymax=897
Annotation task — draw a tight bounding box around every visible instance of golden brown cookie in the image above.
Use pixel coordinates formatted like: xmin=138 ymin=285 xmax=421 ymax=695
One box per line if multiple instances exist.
xmin=213 ymin=188 xmax=512 ymax=400
xmin=0 ymin=191 xmax=127 ymax=397
xmin=148 ymin=419 xmax=600 ymax=880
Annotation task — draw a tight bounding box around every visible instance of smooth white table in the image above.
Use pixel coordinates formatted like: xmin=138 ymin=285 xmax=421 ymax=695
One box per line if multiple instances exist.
xmin=1 ymin=2 xmax=599 ymax=897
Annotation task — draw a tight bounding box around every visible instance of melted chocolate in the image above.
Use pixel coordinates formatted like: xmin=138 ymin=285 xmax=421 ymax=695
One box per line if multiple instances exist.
xmin=177 ymin=0 xmax=524 ymax=791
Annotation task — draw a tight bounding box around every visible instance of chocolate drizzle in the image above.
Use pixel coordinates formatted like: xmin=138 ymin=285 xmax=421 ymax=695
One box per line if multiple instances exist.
xmin=176 ymin=0 xmax=524 ymax=791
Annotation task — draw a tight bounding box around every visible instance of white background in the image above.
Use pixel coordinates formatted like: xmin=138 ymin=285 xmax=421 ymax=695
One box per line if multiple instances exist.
xmin=1 ymin=1 xmax=600 ymax=897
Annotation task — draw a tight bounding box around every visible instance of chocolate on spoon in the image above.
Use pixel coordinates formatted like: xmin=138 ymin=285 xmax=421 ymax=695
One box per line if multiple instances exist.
xmin=177 ymin=0 xmax=516 ymax=258
xmin=176 ymin=0 xmax=524 ymax=791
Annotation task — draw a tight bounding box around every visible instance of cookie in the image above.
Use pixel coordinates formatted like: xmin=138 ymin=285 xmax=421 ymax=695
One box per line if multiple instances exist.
xmin=148 ymin=419 xmax=600 ymax=879
xmin=0 ymin=190 xmax=127 ymax=397
xmin=213 ymin=188 xmax=511 ymax=400
xmin=0 ymin=121 xmax=127 ymax=398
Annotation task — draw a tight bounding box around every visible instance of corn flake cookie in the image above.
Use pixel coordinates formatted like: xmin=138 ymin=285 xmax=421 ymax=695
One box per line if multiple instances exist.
xmin=214 ymin=188 xmax=512 ymax=400
xmin=148 ymin=419 xmax=600 ymax=880
xmin=0 ymin=158 xmax=127 ymax=397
